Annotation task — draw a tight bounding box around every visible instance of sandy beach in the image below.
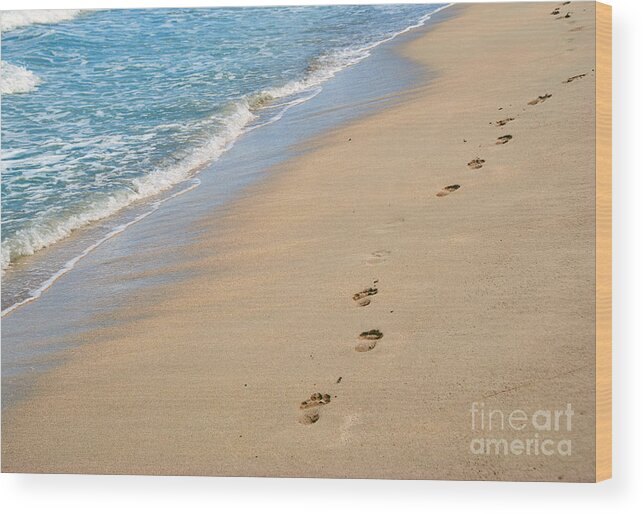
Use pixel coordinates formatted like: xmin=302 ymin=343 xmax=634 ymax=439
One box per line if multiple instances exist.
xmin=2 ymin=2 xmax=598 ymax=481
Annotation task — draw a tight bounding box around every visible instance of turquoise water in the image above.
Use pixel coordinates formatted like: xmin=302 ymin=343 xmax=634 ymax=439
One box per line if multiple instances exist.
xmin=1 ymin=5 xmax=444 ymax=310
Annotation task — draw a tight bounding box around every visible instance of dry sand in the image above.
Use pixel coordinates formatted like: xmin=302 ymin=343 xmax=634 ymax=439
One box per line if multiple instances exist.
xmin=2 ymin=2 xmax=598 ymax=481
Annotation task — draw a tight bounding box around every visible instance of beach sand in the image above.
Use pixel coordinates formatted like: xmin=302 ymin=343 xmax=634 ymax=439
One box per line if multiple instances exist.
xmin=2 ymin=2 xmax=598 ymax=481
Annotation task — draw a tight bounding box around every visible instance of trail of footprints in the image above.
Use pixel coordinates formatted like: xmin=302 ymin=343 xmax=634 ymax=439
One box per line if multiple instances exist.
xmin=299 ymin=278 xmax=386 ymax=424
xmin=435 ymin=1 xmax=589 ymax=198
xmin=300 ymin=1 xmax=587 ymax=425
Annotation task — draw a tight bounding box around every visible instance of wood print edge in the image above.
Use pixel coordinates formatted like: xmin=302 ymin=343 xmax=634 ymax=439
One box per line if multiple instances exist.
xmin=595 ymin=0 xmax=612 ymax=483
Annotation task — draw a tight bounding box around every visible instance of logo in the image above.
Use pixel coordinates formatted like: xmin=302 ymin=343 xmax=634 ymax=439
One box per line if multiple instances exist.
xmin=469 ymin=402 xmax=574 ymax=456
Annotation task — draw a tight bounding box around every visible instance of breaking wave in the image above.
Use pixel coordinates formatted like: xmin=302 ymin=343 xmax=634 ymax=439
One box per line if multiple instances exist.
xmin=0 ymin=9 xmax=82 ymax=32
xmin=0 ymin=61 xmax=42 ymax=94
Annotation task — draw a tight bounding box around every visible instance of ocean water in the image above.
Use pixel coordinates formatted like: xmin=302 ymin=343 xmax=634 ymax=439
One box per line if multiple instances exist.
xmin=1 ymin=5 xmax=444 ymax=312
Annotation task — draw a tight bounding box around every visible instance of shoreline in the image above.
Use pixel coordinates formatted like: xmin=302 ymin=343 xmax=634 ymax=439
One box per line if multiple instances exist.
xmin=2 ymin=2 xmax=597 ymax=481
xmin=1 ymin=4 xmax=450 ymax=316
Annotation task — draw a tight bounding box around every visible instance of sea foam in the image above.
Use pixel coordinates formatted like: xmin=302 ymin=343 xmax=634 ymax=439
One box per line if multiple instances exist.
xmin=0 ymin=61 xmax=42 ymax=94
xmin=0 ymin=9 xmax=81 ymax=32
xmin=0 ymin=100 xmax=255 ymax=272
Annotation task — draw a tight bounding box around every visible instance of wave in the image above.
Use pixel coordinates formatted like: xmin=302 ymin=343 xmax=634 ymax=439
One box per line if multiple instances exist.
xmin=0 ymin=60 xmax=42 ymax=94
xmin=1 ymin=178 xmax=201 ymax=317
xmin=0 ymin=9 xmax=82 ymax=32
xmin=1 ymin=10 xmax=84 ymax=95
xmin=0 ymin=100 xmax=256 ymax=271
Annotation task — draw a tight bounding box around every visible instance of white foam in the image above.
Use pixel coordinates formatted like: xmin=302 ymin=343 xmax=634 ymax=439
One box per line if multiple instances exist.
xmin=131 ymin=101 xmax=256 ymax=198
xmin=0 ymin=100 xmax=256 ymax=273
xmin=0 ymin=88 xmax=285 ymax=273
xmin=0 ymin=61 xmax=42 ymax=94
xmin=0 ymin=10 xmax=81 ymax=32
xmin=255 ymin=3 xmax=454 ymax=109
xmin=1 ymin=179 xmax=201 ymax=317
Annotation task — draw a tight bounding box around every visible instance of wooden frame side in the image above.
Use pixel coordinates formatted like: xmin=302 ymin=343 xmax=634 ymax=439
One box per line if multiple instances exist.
xmin=595 ymin=1 xmax=612 ymax=483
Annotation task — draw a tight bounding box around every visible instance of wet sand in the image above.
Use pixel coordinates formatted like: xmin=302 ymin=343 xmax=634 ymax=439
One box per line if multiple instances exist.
xmin=2 ymin=2 xmax=598 ymax=481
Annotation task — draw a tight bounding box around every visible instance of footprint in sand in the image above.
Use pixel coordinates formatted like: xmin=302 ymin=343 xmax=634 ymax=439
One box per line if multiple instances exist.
xmin=300 ymin=410 xmax=320 ymax=425
xmin=528 ymin=93 xmax=552 ymax=106
xmin=301 ymin=392 xmax=331 ymax=409
xmin=366 ymin=250 xmax=391 ymax=266
xmin=352 ymin=283 xmax=378 ymax=306
xmin=553 ymin=7 xmax=572 ymax=19
xmin=359 ymin=329 xmax=383 ymax=340
xmin=356 ymin=340 xmax=378 ymax=352
xmin=495 ymin=117 xmax=515 ymax=127
xmin=563 ymin=73 xmax=586 ymax=83
xmin=496 ymin=135 xmax=513 ymax=145
xmin=468 ymin=157 xmax=485 ymax=170
xmin=551 ymin=2 xmax=570 ymax=16
xmin=299 ymin=392 xmax=331 ymax=425
xmin=436 ymin=184 xmax=461 ymax=197
xmin=355 ymin=329 xmax=383 ymax=352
